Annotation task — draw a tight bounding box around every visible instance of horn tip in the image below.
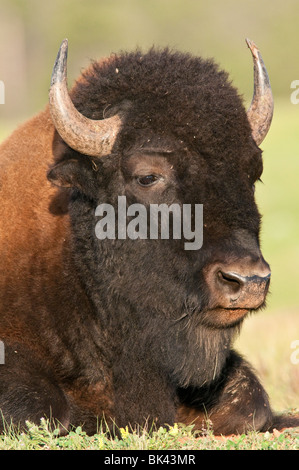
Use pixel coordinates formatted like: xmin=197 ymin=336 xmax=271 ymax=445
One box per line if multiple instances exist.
xmin=60 ymin=38 xmax=69 ymax=51
xmin=245 ymin=38 xmax=259 ymax=59
xmin=51 ymin=39 xmax=69 ymax=86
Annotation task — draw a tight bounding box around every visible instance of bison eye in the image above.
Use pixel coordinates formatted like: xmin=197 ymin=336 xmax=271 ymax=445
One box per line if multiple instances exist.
xmin=137 ymin=174 xmax=161 ymax=187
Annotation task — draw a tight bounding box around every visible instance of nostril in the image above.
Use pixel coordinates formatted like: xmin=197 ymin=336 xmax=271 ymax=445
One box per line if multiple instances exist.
xmin=217 ymin=270 xmax=244 ymax=295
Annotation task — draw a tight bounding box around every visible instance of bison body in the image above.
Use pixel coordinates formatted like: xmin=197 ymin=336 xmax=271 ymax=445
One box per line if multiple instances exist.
xmin=0 ymin=42 xmax=297 ymax=435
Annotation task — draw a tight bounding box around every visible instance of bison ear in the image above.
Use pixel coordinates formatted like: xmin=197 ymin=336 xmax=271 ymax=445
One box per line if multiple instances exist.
xmin=47 ymin=158 xmax=93 ymax=191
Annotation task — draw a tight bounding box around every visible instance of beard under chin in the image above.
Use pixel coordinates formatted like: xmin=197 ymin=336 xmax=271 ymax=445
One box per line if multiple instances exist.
xmin=154 ymin=312 xmax=240 ymax=389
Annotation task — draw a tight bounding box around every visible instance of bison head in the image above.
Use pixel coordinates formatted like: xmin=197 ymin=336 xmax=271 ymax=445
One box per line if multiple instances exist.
xmin=47 ymin=40 xmax=273 ymax=387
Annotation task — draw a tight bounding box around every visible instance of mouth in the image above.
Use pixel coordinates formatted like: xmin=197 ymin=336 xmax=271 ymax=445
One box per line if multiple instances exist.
xmin=201 ymin=306 xmax=251 ymax=328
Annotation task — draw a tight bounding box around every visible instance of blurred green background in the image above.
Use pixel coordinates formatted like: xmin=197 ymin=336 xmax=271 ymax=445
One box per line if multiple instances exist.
xmin=0 ymin=0 xmax=298 ymax=410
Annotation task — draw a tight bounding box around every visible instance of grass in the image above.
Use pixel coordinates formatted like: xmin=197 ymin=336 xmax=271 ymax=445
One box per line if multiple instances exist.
xmin=0 ymin=419 xmax=298 ymax=450
xmin=236 ymin=309 xmax=299 ymax=412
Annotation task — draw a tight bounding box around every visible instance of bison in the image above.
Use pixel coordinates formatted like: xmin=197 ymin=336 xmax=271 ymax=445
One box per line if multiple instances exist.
xmin=0 ymin=38 xmax=298 ymax=436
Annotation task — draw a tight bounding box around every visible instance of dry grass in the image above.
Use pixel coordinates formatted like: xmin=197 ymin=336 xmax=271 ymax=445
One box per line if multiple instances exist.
xmin=236 ymin=308 xmax=299 ymax=412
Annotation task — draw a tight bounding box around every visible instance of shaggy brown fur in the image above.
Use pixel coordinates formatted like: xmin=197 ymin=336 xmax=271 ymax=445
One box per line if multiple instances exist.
xmin=0 ymin=47 xmax=298 ymax=435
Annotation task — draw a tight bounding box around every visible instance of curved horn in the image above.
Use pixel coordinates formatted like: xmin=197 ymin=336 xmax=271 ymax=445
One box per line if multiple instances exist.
xmin=246 ymin=38 xmax=274 ymax=146
xmin=49 ymin=39 xmax=122 ymax=157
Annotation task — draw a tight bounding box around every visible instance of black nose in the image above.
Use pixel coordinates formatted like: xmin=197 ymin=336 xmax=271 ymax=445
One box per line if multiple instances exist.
xmin=205 ymin=260 xmax=271 ymax=310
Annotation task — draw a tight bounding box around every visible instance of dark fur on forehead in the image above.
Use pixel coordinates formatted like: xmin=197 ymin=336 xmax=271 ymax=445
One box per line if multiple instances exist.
xmin=69 ymin=47 xmax=256 ymax=160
